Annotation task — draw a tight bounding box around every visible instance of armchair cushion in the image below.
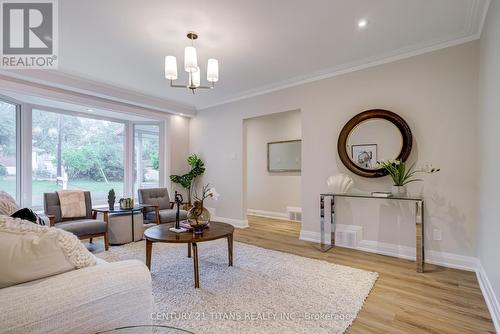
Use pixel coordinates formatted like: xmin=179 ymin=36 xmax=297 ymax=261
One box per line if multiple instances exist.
xmin=44 ymin=191 xmax=92 ymax=224
xmin=138 ymin=188 xmax=171 ymax=210
xmin=145 ymin=209 xmax=187 ymax=223
xmin=55 ymin=219 xmax=107 ymax=236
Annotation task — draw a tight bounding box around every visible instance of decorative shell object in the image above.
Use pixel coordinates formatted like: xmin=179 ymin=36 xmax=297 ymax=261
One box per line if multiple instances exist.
xmin=327 ymin=174 xmax=354 ymax=194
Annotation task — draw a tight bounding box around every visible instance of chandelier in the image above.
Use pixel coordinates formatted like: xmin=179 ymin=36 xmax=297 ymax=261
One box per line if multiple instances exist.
xmin=164 ymin=32 xmax=219 ymax=94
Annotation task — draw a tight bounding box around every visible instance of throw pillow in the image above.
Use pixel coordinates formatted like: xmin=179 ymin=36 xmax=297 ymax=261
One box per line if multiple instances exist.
xmin=0 ymin=191 xmax=18 ymax=216
xmin=0 ymin=215 xmax=96 ymax=288
xmin=10 ymin=208 xmax=46 ymax=225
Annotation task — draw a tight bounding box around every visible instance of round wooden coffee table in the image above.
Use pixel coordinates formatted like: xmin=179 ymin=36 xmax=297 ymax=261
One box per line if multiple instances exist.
xmin=144 ymin=222 xmax=234 ymax=288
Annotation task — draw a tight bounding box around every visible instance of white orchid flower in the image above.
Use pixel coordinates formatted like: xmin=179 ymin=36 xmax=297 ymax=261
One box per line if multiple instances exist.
xmin=208 ymin=187 xmax=220 ymax=200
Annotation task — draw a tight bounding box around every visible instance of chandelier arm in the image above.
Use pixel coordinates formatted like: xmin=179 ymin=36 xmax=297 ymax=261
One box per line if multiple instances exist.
xmin=169 ymin=80 xmax=214 ymax=90
xmin=170 ymin=80 xmax=188 ymax=88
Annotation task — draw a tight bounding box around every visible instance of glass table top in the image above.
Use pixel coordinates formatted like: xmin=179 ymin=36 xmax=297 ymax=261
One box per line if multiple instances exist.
xmin=320 ymin=192 xmax=423 ymax=201
xmin=100 ymin=325 xmax=193 ymax=334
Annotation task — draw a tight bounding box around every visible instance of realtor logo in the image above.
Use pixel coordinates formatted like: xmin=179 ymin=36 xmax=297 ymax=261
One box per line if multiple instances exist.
xmin=1 ymin=0 xmax=58 ymax=68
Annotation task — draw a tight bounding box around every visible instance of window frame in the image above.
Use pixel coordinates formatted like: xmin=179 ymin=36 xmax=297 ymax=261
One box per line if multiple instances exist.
xmin=0 ymin=94 xmax=23 ymax=205
xmin=132 ymin=122 xmax=163 ymax=198
xmin=12 ymin=103 xmax=165 ymax=209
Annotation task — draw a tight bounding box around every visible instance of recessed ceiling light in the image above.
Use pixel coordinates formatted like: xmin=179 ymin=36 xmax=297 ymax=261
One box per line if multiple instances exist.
xmin=179 ymin=113 xmax=184 ymax=116
xmin=358 ymin=19 xmax=367 ymax=28
xmin=86 ymin=108 xmax=93 ymax=112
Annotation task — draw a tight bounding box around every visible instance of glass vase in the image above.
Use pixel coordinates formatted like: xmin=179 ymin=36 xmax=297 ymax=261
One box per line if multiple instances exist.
xmin=187 ymin=201 xmax=210 ymax=235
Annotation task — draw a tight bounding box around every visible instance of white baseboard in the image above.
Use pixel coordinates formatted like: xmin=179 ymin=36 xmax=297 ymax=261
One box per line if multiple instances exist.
xmin=476 ymin=262 xmax=500 ymax=333
xmin=247 ymin=209 xmax=289 ymax=221
xmin=212 ymin=216 xmax=249 ymax=229
xmin=299 ymin=230 xmax=323 ymax=243
xmin=299 ymin=229 xmax=478 ymax=271
xmin=205 ymin=207 xmax=249 ymax=229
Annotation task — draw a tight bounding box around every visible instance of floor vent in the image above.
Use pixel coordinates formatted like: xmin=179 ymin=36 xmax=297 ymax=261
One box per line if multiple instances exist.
xmin=286 ymin=206 xmax=302 ymax=222
xmin=335 ymin=225 xmax=363 ymax=248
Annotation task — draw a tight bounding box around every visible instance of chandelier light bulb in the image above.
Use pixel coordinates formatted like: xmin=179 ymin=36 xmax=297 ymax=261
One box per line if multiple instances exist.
xmin=207 ymin=58 xmax=219 ymax=83
xmin=165 ymin=56 xmax=178 ymax=80
xmin=184 ymin=46 xmax=198 ymax=72
xmin=192 ymin=67 xmax=201 ymax=87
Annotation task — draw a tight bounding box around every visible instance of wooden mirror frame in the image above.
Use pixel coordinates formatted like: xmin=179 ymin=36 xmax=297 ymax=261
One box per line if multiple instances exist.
xmin=337 ymin=109 xmax=413 ymax=178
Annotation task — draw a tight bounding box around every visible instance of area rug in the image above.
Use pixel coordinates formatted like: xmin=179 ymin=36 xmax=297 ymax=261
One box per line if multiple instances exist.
xmin=97 ymin=240 xmax=378 ymax=334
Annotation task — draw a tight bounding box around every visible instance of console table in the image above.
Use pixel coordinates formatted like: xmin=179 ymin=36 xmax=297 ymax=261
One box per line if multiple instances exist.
xmin=320 ymin=193 xmax=425 ymax=272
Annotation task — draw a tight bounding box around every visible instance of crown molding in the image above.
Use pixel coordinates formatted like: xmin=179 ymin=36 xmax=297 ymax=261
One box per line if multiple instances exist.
xmin=198 ymin=0 xmax=490 ymax=111
xmin=0 ymin=70 xmax=197 ymax=116
xmin=198 ymin=35 xmax=479 ymax=110
xmin=478 ymin=0 xmax=492 ymax=38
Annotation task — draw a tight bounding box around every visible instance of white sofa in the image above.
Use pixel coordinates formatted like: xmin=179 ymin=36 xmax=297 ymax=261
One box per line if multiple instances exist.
xmin=0 ymin=259 xmax=153 ymax=334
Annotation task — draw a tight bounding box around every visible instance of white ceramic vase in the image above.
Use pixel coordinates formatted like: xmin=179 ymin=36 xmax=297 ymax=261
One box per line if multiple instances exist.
xmin=327 ymin=174 xmax=354 ymax=194
xmin=391 ymin=185 xmax=407 ymax=196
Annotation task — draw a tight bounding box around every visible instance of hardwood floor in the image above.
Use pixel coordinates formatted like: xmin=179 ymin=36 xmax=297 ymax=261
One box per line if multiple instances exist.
xmin=236 ymin=216 xmax=496 ymax=334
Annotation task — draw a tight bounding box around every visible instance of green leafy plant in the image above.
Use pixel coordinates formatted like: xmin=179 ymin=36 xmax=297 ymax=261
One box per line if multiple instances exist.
xmin=170 ymin=154 xmax=206 ymax=204
xmin=150 ymin=151 xmax=160 ymax=171
xmin=377 ymin=160 xmax=440 ymax=186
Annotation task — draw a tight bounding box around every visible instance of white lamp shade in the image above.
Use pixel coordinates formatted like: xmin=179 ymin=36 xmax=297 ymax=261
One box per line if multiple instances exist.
xmin=164 ymin=56 xmax=178 ymax=80
xmin=207 ymin=58 xmax=219 ymax=82
xmin=184 ymin=46 xmax=198 ymax=72
xmin=192 ymin=67 xmax=201 ymax=87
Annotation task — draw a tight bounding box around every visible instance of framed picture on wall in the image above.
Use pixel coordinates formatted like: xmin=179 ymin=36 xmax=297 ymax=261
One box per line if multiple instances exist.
xmin=267 ymin=140 xmax=302 ymax=172
xmin=351 ymin=144 xmax=377 ymax=169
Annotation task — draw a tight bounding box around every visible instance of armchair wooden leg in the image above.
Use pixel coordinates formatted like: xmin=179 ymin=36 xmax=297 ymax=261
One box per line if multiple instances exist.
xmin=89 ymin=238 xmax=93 ymax=244
xmin=104 ymin=233 xmax=109 ymax=251
xmin=188 ymin=243 xmax=191 ymax=258
xmin=155 ymin=208 xmax=161 ymax=225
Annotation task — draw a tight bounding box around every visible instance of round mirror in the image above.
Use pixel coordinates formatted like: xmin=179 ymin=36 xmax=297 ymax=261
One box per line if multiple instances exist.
xmin=338 ymin=110 xmax=412 ymax=178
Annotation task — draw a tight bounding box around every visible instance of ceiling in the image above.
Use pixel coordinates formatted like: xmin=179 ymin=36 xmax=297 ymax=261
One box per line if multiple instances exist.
xmin=1 ymin=0 xmax=490 ymax=111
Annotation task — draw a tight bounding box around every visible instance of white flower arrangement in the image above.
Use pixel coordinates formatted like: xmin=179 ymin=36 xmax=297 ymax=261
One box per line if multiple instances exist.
xmin=376 ymin=160 xmax=440 ymax=186
xmin=207 ymin=187 xmax=220 ymax=201
xmin=194 ymin=184 xmax=220 ymax=202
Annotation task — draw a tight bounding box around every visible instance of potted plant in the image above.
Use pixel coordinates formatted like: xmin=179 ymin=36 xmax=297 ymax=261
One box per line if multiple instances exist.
xmin=170 ymin=154 xmax=205 ymax=207
xmin=187 ymin=184 xmax=220 ymax=234
xmin=377 ymin=160 xmax=440 ymax=196
xmin=107 ymin=189 xmax=116 ymax=210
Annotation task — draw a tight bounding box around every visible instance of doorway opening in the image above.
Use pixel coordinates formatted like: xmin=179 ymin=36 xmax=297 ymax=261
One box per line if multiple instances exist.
xmin=243 ymin=109 xmax=302 ymax=227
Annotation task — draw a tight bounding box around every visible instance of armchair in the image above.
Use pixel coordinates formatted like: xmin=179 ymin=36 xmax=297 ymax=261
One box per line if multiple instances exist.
xmin=43 ymin=191 xmax=109 ymax=250
xmin=138 ymin=188 xmax=188 ymax=225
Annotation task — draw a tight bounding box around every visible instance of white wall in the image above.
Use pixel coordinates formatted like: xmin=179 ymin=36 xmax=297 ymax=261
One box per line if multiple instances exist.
xmin=244 ymin=110 xmax=301 ymax=215
xmin=166 ymin=115 xmax=191 ymax=197
xmin=190 ymin=42 xmax=479 ymax=258
xmin=478 ymin=0 xmax=500 ymax=327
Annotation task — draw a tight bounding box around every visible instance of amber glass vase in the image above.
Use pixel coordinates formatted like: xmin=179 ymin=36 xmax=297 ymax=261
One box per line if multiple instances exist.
xmin=187 ymin=200 xmax=210 ymax=234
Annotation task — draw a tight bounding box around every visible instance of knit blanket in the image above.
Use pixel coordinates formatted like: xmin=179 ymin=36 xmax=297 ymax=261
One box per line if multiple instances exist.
xmin=57 ymin=190 xmax=86 ymax=218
